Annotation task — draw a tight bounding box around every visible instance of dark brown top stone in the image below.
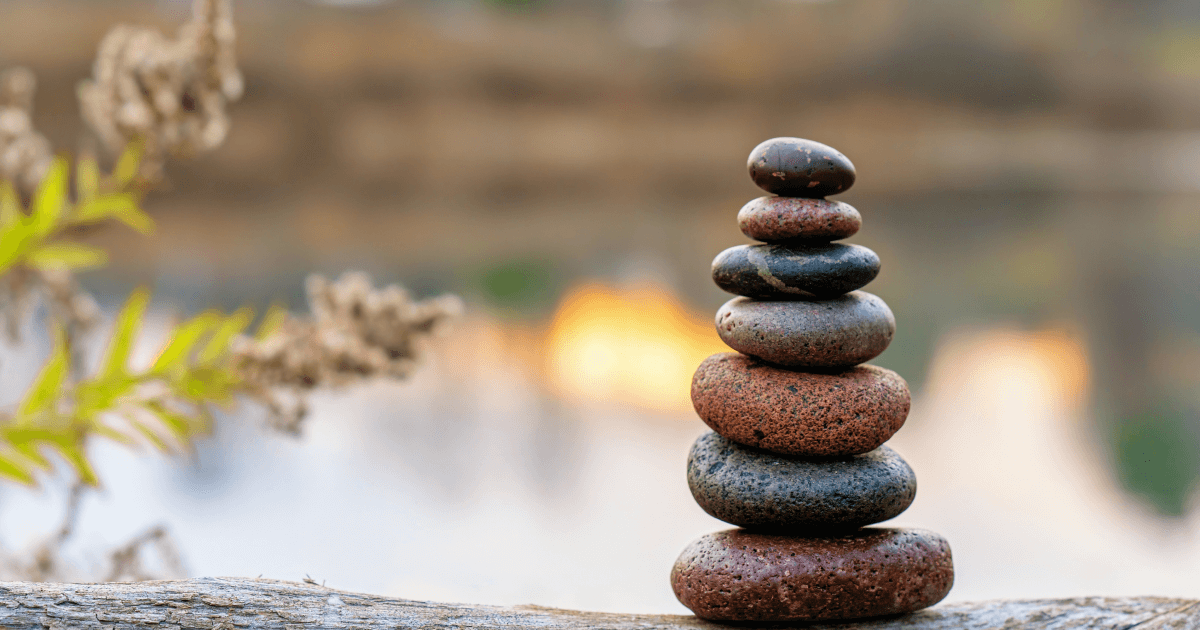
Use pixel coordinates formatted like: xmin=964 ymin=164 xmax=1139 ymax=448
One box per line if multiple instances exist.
xmin=715 ymin=292 xmax=895 ymax=369
xmin=687 ymin=433 xmax=917 ymax=531
xmin=739 ymin=196 xmax=862 ymax=243
xmin=692 ymin=353 xmax=910 ymax=456
xmin=747 ymin=137 xmax=856 ymax=198
xmin=671 ymin=528 xmax=954 ymax=623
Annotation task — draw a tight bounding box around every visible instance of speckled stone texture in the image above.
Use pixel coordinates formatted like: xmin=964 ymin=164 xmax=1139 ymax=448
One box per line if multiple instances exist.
xmin=711 ymin=243 xmax=880 ymax=300
xmin=747 ymin=137 xmax=856 ymax=198
xmin=738 ymin=196 xmax=862 ymax=243
xmin=671 ymin=528 xmax=954 ymax=623
xmin=691 ymin=353 xmax=910 ymax=456
xmin=716 ymin=292 xmax=895 ymax=368
xmin=687 ymin=432 xmax=916 ymax=530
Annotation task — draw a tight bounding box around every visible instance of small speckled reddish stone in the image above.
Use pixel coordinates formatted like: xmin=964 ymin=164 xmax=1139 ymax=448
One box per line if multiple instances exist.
xmin=671 ymin=528 xmax=954 ymax=623
xmin=739 ymin=196 xmax=862 ymax=243
xmin=715 ymin=292 xmax=895 ymax=369
xmin=747 ymin=137 xmax=856 ymax=198
xmin=692 ymin=353 xmax=910 ymax=456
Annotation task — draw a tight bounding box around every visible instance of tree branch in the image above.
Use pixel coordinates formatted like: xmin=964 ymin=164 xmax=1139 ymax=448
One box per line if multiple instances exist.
xmin=0 ymin=577 xmax=1194 ymax=629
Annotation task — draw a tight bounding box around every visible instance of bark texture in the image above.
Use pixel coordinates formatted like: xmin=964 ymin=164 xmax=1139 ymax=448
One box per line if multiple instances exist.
xmin=0 ymin=577 xmax=1195 ymax=629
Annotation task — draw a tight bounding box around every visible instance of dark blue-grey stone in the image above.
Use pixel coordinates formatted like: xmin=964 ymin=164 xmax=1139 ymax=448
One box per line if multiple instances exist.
xmin=711 ymin=243 xmax=880 ymax=299
xmin=747 ymin=137 xmax=856 ymax=198
xmin=687 ymin=432 xmax=916 ymax=532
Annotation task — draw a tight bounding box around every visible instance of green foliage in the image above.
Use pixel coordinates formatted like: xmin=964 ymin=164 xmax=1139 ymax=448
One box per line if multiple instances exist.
xmin=477 ymin=257 xmax=560 ymax=315
xmin=0 ymin=143 xmax=279 ymax=487
xmin=0 ymin=145 xmax=153 ymax=276
xmin=1113 ymin=402 xmax=1200 ymax=517
xmin=0 ymin=289 xmax=270 ymax=487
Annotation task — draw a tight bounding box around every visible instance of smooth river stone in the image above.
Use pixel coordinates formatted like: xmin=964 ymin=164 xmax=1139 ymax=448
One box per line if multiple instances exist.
xmin=687 ymin=432 xmax=916 ymax=530
xmin=747 ymin=137 xmax=856 ymax=198
xmin=738 ymin=196 xmax=861 ymax=242
xmin=691 ymin=353 xmax=909 ymax=456
xmin=671 ymin=528 xmax=954 ymax=623
xmin=711 ymin=243 xmax=880 ymax=299
xmin=716 ymin=292 xmax=894 ymax=368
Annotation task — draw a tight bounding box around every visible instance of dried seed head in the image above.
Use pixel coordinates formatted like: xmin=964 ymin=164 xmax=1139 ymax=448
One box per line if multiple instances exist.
xmin=0 ymin=67 xmax=52 ymax=194
xmin=232 ymin=272 xmax=463 ymax=431
xmin=77 ymin=0 xmax=243 ymax=181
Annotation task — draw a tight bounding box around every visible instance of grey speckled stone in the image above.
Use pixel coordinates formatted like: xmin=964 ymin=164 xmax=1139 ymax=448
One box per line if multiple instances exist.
xmin=715 ymin=292 xmax=895 ymax=368
xmin=747 ymin=137 xmax=856 ymax=198
xmin=711 ymin=243 xmax=880 ymax=299
xmin=687 ymin=432 xmax=916 ymax=531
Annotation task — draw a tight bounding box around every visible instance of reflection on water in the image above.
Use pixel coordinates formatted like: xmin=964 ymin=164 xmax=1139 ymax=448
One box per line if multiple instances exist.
xmin=546 ymin=281 xmax=727 ymax=413
xmin=1 ymin=304 xmax=1197 ymax=611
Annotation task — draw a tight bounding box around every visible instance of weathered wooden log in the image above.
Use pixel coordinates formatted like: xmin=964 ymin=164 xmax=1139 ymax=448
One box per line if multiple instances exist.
xmin=0 ymin=577 xmax=1194 ymax=629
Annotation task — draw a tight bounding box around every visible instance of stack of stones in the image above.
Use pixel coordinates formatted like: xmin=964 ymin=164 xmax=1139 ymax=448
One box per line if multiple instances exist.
xmin=670 ymin=138 xmax=954 ymax=623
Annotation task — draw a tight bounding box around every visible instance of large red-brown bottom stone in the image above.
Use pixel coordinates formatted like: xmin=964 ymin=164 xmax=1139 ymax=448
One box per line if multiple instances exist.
xmin=671 ymin=528 xmax=953 ymax=623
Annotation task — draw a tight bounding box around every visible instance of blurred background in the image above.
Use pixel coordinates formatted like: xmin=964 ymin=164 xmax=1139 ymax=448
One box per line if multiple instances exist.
xmin=1 ymin=0 xmax=1199 ymax=613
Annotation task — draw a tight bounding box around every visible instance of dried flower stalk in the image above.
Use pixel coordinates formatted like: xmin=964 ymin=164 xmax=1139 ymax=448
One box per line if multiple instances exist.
xmin=233 ymin=272 xmax=464 ymax=433
xmin=78 ymin=0 xmax=243 ymax=180
xmin=0 ymin=68 xmax=53 ymax=195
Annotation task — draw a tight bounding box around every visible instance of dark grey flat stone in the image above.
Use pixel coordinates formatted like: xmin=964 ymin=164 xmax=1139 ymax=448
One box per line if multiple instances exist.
xmin=711 ymin=243 xmax=880 ymax=299
xmin=687 ymin=432 xmax=916 ymax=531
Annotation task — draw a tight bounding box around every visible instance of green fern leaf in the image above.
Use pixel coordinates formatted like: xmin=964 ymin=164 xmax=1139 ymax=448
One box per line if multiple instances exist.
xmin=130 ymin=418 xmax=172 ymax=454
xmin=0 ymin=221 xmax=34 ymax=274
xmin=99 ymin=288 xmax=151 ymax=381
xmin=255 ymin=303 xmax=288 ymax=341
xmin=199 ymin=307 xmax=253 ymax=366
xmin=113 ymin=141 xmax=143 ymax=188
xmin=25 ymin=243 xmax=109 ymax=270
xmin=151 ymin=311 xmax=220 ymax=372
xmin=76 ymin=193 xmax=154 ymax=235
xmin=16 ymin=328 xmax=69 ymax=420
xmin=29 ymin=157 xmax=69 ymax=237
xmin=144 ymin=401 xmax=200 ymax=442
xmin=76 ymin=154 xmax=100 ymax=203
xmin=56 ymin=442 xmax=99 ymax=486
xmin=0 ymin=453 xmax=36 ymax=485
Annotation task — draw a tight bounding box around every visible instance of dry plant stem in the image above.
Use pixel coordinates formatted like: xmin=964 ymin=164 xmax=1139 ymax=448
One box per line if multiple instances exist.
xmin=4 ymin=483 xmax=185 ymax=583
xmin=21 ymin=483 xmax=86 ymax=583
xmin=104 ymin=526 xmax=186 ymax=583
xmin=0 ymin=579 xmax=1192 ymax=629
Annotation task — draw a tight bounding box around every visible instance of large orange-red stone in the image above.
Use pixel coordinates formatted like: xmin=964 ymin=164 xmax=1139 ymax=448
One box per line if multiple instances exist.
xmin=671 ymin=528 xmax=954 ymax=623
xmin=692 ymin=353 xmax=910 ymax=456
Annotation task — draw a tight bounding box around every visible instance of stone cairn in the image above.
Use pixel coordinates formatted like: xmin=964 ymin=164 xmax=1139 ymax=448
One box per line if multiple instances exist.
xmin=670 ymin=138 xmax=955 ymax=623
